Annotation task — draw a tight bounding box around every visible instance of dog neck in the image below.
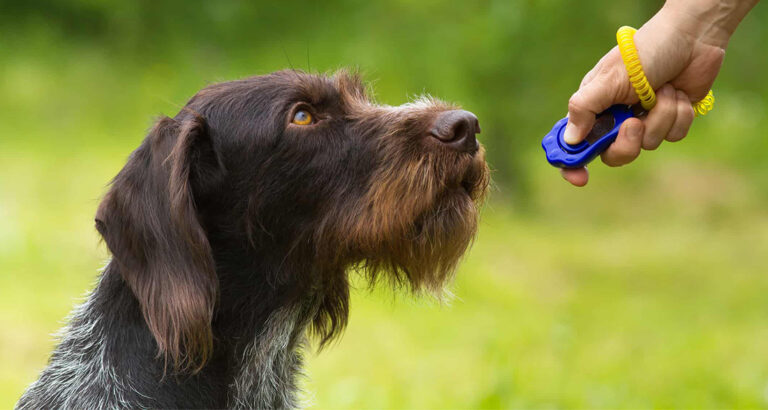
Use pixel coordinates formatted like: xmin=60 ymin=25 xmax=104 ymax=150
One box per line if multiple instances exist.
xmin=208 ymin=231 xmax=337 ymax=408
xmin=19 ymin=249 xmax=329 ymax=409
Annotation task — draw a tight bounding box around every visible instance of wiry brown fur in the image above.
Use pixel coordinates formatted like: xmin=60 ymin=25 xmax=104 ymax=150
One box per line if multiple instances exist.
xmin=95 ymin=115 xmax=219 ymax=373
xmin=310 ymin=72 xmax=490 ymax=345
xmin=19 ymin=69 xmax=489 ymax=409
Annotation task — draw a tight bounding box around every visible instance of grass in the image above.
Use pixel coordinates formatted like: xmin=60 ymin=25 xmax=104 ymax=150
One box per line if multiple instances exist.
xmin=3 ymin=140 xmax=768 ymax=408
xmin=1 ymin=3 xmax=767 ymax=404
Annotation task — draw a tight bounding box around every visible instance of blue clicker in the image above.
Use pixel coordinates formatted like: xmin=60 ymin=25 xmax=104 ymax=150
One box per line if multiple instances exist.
xmin=541 ymin=104 xmax=634 ymax=168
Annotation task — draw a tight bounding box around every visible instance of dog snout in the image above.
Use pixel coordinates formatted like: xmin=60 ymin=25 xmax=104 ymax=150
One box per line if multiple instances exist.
xmin=429 ymin=110 xmax=481 ymax=153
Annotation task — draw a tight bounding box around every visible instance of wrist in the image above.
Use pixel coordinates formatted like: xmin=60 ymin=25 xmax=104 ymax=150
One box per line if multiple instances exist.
xmin=660 ymin=0 xmax=757 ymax=48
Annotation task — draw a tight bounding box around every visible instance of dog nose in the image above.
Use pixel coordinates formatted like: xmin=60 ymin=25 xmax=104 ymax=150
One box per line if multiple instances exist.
xmin=430 ymin=110 xmax=481 ymax=153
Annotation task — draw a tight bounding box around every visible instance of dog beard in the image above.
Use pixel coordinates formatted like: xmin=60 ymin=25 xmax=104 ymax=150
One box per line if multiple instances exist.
xmin=348 ymin=145 xmax=490 ymax=296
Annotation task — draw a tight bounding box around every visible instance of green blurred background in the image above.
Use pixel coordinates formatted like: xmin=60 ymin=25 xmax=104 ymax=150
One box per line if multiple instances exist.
xmin=2 ymin=0 xmax=767 ymax=408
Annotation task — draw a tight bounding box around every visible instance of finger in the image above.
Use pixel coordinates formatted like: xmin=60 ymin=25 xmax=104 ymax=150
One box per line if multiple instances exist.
xmin=601 ymin=117 xmax=643 ymax=166
xmin=579 ymin=67 xmax=599 ymax=89
xmin=564 ymin=65 xmax=626 ymax=145
xmin=560 ymin=167 xmax=589 ymax=187
xmin=641 ymin=84 xmax=677 ymax=150
xmin=666 ymin=89 xmax=695 ymax=142
xmin=580 ymin=46 xmax=621 ymax=89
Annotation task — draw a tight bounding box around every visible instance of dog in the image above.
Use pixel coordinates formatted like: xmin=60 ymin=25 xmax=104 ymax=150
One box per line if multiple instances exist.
xmin=17 ymin=70 xmax=489 ymax=409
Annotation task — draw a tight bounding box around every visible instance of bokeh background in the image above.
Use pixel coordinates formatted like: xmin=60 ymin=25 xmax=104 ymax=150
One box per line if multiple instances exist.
xmin=2 ymin=0 xmax=767 ymax=408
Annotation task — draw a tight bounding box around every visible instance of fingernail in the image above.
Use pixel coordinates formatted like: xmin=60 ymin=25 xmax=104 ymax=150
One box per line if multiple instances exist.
xmin=563 ymin=124 xmax=579 ymax=144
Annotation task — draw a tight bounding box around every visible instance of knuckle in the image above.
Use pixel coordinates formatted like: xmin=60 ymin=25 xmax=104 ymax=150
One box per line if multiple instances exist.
xmin=666 ymin=130 xmax=686 ymax=142
xmin=608 ymin=68 xmax=631 ymax=100
xmin=601 ymin=154 xmax=624 ymax=167
xmin=617 ymin=152 xmax=636 ymax=164
xmin=667 ymin=104 xmax=694 ymax=142
xmin=580 ymin=68 xmax=597 ymax=88
xmin=567 ymin=95 xmax=584 ymax=114
xmin=609 ymin=67 xmax=626 ymax=89
xmin=680 ymin=103 xmax=695 ymax=124
xmin=667 ymin=124 xmax=690 ymax=143
xmin=600 ymin=154 xmax=617 ymax=166
xmin=642 ymin=138 xmax=662 ymax=151
xmin=665 ymin=95 xmax=678 ymax=114
xmin=657 ymin=89 xmax=675 ymax=111
xmin=603 ymin=147 xmax=636 ymax=166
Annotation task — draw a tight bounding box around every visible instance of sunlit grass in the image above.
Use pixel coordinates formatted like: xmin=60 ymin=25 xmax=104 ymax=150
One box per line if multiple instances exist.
xmin=1 ymin=3 xmax=767 ymax=405
xmin=306 ymin=163 xmax=768 ymax=408
xmin=3 ymin=142 xmax=768 ymax=408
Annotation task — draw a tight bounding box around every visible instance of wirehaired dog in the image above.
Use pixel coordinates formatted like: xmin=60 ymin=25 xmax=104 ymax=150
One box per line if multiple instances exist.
xmin=17 ymin=70 xmax=489 ymax=409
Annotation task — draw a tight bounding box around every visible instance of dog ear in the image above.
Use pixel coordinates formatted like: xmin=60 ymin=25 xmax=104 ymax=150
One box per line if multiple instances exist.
xmin=95 ymin=114 xmax=222 ymax=373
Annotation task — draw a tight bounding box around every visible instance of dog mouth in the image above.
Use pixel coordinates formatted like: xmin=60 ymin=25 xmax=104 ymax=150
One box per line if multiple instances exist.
xmin=460 ymin=178 xmax=475 ymax=195
xmin=452 ymin=151 xmax=489 ymax=201
xmin=422 ymin=110 xmax=487 ymax=201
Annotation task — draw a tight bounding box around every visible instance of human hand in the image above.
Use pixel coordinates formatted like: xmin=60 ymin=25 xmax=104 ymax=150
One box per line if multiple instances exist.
xmin=560 ymin=2 xmax=731 ymax=186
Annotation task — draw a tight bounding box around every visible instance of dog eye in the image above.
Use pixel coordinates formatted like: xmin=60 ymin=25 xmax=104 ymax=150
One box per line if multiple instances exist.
xmin=291 ymin=110 xmax=313 ymax=125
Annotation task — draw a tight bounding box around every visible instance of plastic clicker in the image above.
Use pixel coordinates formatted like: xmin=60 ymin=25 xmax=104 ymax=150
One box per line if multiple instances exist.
xmin=542 ymin=104 xmax=634 ymax=168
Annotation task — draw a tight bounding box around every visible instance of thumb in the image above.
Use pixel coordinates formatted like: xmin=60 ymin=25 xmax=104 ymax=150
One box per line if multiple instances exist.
xmin=564 ymin=64 xmax=627 ymax=145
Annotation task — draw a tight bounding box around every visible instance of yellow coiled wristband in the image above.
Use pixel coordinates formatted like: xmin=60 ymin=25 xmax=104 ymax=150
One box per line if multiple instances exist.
xmin=616 ymin=26 xmax=715 ymax=116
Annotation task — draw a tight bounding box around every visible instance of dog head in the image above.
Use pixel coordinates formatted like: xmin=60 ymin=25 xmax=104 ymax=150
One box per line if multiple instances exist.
xmin=95 ymin=70 xmax=489 ymax=371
